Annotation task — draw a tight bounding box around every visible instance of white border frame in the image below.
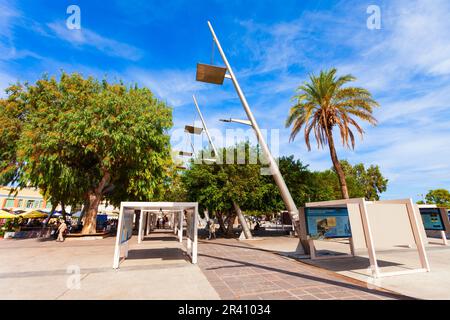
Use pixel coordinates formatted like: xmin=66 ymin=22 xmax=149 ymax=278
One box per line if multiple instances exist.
xmin=306 ymin=198 xmax=430 ymax=278
xmin=113 ymin=202 xmax=198 ymax=269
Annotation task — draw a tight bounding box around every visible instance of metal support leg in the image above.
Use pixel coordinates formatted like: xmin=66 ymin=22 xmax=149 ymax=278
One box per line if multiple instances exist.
xmin=178 ymin=210 xmax=183 ymax=243
xmin=442 ymin=230 xmax=448 ymax=246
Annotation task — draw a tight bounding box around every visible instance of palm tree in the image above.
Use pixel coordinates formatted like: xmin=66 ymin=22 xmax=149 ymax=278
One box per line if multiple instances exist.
xmin=286 ymin=68 xmax=379 ymax=199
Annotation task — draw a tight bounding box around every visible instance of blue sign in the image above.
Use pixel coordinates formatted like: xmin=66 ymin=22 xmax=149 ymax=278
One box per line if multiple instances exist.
xmin=419 ymin=208 xmax=445 ymax=231
xmin=120 ymin=212 xmax=134 ymax=244
xmin=305 ymin=207 xmax=352 ymax=239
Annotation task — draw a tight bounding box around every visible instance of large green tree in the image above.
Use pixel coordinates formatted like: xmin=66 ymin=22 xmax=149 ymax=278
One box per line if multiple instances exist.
xmin=286 ymin=68 xmax=379 ymax=199
xmin=182 ymin=143 xmax=277 ymax=237
xmin=339 ymin=160 xmax=388 ymax=200
xmin=425 ymin=189 xmax=450 ymax=207
xmin=307 ymin=161 xmax=388 ymax=202
xmin=270 ymin=156 xmax=314 ymax=207
xmin=0 ymin=84 xmax=30 ymax=185
xmin=2 ymin=73 xmax=173 ymax=234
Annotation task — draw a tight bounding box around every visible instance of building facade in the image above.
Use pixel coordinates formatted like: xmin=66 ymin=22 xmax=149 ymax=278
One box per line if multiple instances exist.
xmin=0 ymin=187 xmax=51 ymax=211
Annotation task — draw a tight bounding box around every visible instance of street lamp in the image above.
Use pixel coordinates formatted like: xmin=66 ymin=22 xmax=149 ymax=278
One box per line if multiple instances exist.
xmin=184 ymin=125 xmax=203 ymax=135
xmin=219 ymin=118 xmax=252 ymax=126
xmin=196 ymin=21 xmax=305 ymax=254
xmin=196 ymin=63 xmax=228 ymax=85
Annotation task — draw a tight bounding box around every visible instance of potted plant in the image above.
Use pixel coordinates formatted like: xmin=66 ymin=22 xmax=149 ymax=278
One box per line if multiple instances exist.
xmin=3 ymin=218 xmax=19 ymax=239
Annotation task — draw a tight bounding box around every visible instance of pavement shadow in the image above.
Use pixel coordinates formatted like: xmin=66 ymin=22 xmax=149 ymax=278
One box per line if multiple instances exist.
xmin=298 ymin=254 xmax=402 ymax=272
xmin=126 ymin=247 xmax=189 ymax=262
xmin=143 ymin=236 xmax=179 ymax=242
xmin=199 ymin=252 xmax=412 ymax=300
xmin=198 ymin=241 xmax=414 ymax=300
xmin=200 ymin=240 xmax=402 ymax=271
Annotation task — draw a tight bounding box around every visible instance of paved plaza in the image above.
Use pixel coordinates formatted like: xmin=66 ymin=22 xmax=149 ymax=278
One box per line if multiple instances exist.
xmin=0 ymin=231 xmax=411 ymax=300
xmin=197 ymin=239 xmax=406 ymax=300
xmin=248 ymin=236 xmax=450 ymax=300
xmin=0 ymin=231 xmax=219 ymax=300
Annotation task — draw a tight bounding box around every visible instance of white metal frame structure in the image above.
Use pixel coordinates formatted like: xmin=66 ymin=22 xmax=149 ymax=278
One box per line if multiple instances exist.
xmin=306 ymin=198 xmax=431 ymax=278
xmin=113 ymin=202 xmax=199 ymax=269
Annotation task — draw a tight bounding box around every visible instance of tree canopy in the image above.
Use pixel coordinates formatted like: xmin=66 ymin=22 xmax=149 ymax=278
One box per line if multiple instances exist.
xmin=181 ymin=142 xmax=389 ymax=229
xmin=0 ymin=72 xmax=173 ymax=233
xmin=286 ymin=68 xmax=379 ymax=199
xmin=425 ymin=189 xmax=450 ymax=207
xmin=0 ymin=84 xmax=30 ymax=185
xmin=182 ymin=144 xmax=276 ymax=212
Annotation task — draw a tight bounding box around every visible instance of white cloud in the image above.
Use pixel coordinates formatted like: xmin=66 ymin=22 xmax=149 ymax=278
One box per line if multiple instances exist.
xmin=46 ymin=22 xmax=143 ymax=61
xmin=126 ymin=68 xmax=239 ymax=108
xmin=0 ymin=0 xmax=20 ymax=39
xmin=0 ymin=70 xmax=18 ymax=97
xmin=386 ymin=0 xmax=450 ymax=77
xmin=230 ymin=1 xmax=450 ymax=200
xmin=127 ymin=68 xmax=206 ymax=107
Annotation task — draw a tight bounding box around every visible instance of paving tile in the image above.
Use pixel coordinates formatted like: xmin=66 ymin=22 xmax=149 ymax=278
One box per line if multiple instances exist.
xmin=197 ymin=239 xmax=405 ymax=301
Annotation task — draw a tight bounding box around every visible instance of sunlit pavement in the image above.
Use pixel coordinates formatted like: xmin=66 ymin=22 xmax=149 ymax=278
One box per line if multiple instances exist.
xmin=197 ymin=238 xmax=408 ymax=300
xmin=0 ymin=232 xmax=219 ymax=300
xmin=246 ymin=236 xmax=450 ymax=300
xmin=1 ymin=233 xmax=430 ymax=300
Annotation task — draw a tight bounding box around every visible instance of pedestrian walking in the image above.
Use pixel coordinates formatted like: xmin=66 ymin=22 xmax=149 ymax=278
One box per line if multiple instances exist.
xmin=56 ymin=219 xmax=68 ymax=242
xmin=208 ymin=219 xmax=216 ymax=240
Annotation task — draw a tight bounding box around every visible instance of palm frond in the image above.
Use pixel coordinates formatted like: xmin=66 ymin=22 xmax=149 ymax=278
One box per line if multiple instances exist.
xmin=286 ymin=68 xmax=380 ymax=150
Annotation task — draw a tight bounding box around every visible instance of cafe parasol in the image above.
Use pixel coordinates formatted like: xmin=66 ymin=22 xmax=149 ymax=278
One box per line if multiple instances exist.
xmin=0 ymin=210 xmax=16 ymax=219
xmin=19 ymin=210 xmax=49 ymax=219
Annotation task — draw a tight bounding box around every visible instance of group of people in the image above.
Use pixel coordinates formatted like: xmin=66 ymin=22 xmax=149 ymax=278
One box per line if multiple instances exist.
xmin=53 ymin=217 xmax=119 ymax=243
xmin=156 ymin=215 xmax=170 ymax=229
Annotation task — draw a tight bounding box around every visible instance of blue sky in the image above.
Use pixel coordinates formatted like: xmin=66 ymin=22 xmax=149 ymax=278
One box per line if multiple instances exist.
xmin=1 ymin=0 xmax=450 ymax=201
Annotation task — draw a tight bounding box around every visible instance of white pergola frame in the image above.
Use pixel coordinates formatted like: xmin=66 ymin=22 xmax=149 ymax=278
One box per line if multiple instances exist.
xmin=306 ymin=198 xmax=431 ymax=278
xmin=113 ymin=202 xmax=198 ymax=269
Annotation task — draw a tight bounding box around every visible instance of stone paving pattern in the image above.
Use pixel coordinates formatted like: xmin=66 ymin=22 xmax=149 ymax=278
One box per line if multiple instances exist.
xmin=197 ymin=239 xmax=410 ymax=300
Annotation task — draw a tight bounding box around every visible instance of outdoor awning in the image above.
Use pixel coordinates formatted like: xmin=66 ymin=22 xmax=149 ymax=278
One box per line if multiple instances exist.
xmin=19 ymin=211 xmax=48 ymax=219
xmin=0 ymin=210 xmax=16 ymax=219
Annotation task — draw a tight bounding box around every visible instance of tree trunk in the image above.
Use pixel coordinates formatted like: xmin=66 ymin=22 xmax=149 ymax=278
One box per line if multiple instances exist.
xmin=79 ymin=194 xmax=90 ymax=222
xmin=81 ymin=172 xmax=111 ymax=234
xmin=81 ymin=191 xmax=102 ymax=234
xmin=43 ymin=203 xmax=58 ymax=226
xmin=225 ymin=212 xmax=236 ymax=237
xmin=233 ymin=202 xmax=252 ymax=239
xmin=326 ymin=128 xmax=349 ymax=199
xmin=61 ymin=201 xmax=67 ymax=221
xmin=217 ymin=212 xmax=226 ymax=233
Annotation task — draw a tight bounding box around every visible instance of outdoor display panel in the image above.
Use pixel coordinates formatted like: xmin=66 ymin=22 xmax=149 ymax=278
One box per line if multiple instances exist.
xmin=305 ymin=207 xmax=352 ymax=239
xmin=419 ymin=208 xmax=446 ymax=231
xmin=120 ymin=210 xmax=134 ymax=244
xmin=306 ymin=198 xmax=431 ymax=278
